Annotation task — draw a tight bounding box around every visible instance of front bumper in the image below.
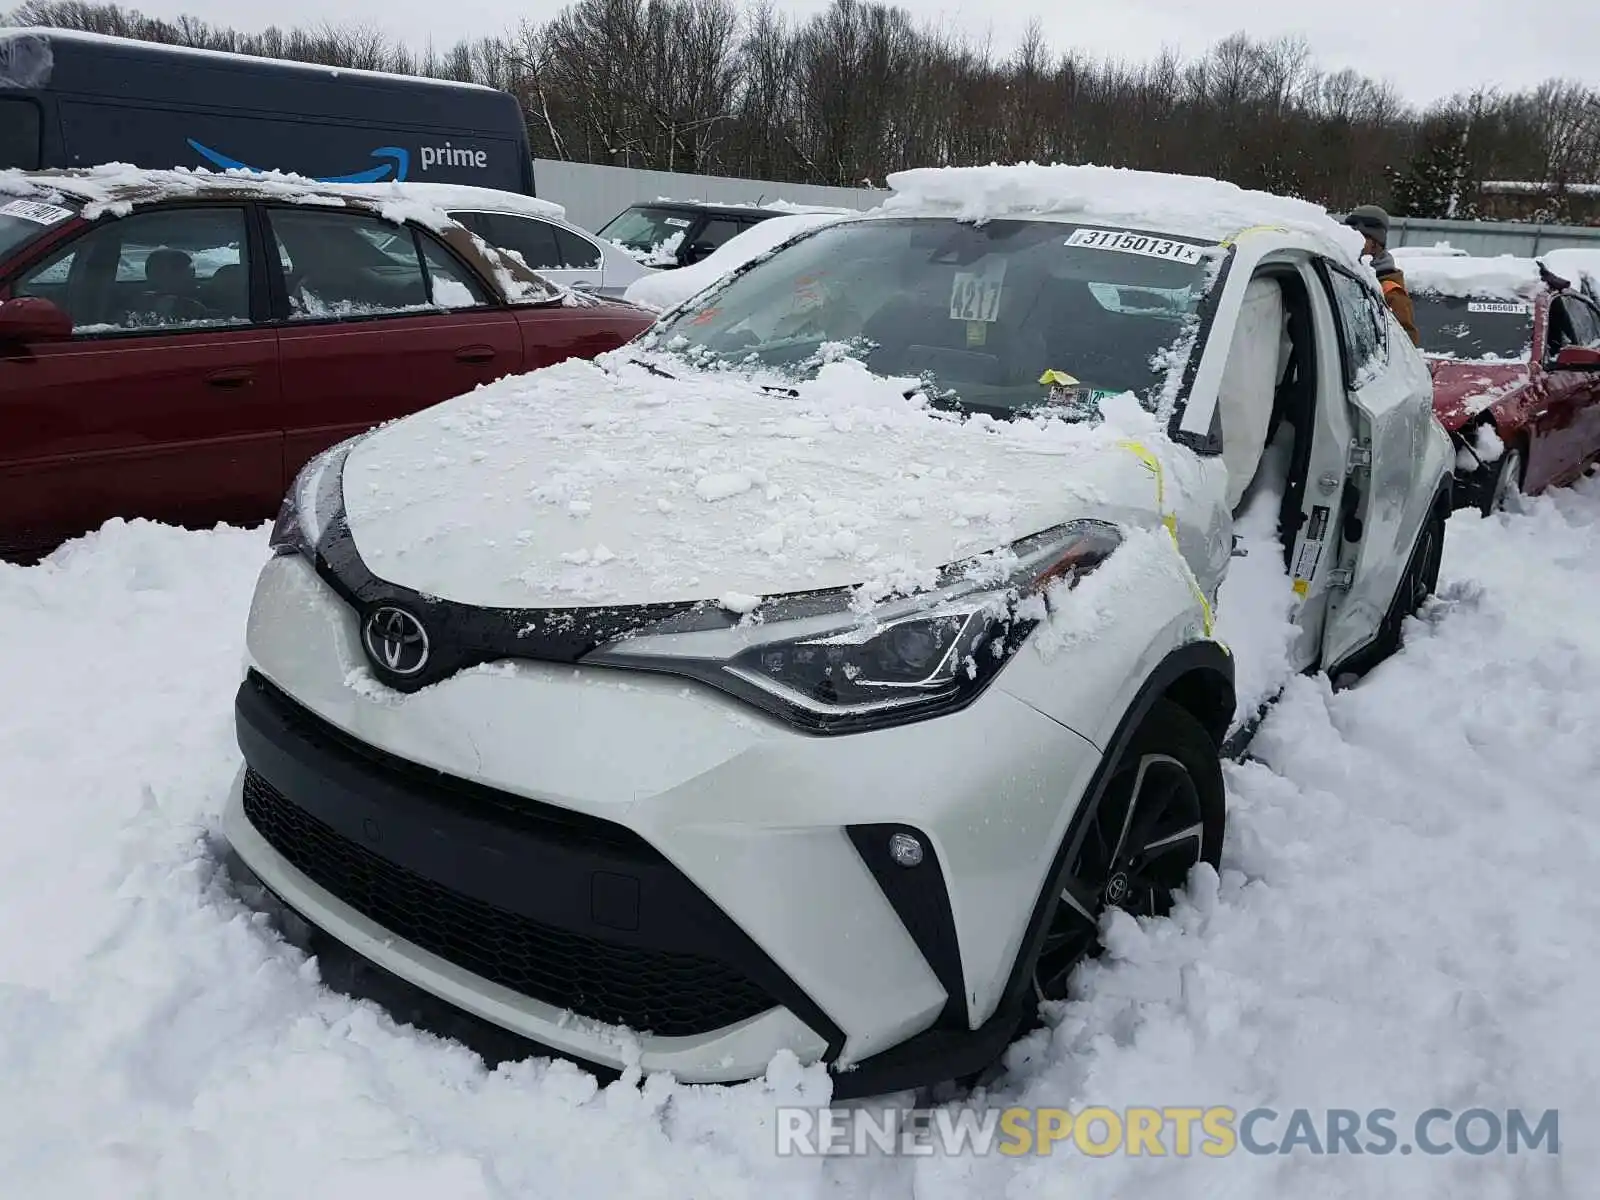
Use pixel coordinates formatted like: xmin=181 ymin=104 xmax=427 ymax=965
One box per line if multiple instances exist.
xmin=222 ymin=748 xmax=829 ymax=1083
xmin=225 ymin=555 xmax=1103 ymax=1092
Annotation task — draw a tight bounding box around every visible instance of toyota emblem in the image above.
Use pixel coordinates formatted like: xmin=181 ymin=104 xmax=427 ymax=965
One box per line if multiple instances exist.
xmin=362 ymin=605 xmax=430 ymax=677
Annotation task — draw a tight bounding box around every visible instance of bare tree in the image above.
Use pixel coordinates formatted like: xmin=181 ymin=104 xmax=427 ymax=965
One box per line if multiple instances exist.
xmin=6 ymin=0 xmax=1598 ymax=222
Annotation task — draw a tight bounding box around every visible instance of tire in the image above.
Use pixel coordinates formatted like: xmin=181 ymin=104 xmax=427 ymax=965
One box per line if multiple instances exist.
xmin=1030 ymin=698 xmax=1225 ymax=1003
xmin=1478 ymin=444 xmax=1524 ymax=516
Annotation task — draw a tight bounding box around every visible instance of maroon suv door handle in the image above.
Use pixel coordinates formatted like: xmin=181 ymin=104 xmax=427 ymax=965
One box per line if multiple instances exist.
xmin=455 ymin=346 xmax=497 ymax=364
xmin=206 ymin=367 xmax=255 ymax=389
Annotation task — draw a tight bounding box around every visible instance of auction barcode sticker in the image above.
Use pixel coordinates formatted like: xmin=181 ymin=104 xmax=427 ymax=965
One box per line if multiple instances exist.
xmin=0 ymin=199 xmax=75 ymax=225
xmin=1065 ymin=228 xmax=1204 ymax=265
xmin=1466 ymin=301 xmax=1532 ymax=314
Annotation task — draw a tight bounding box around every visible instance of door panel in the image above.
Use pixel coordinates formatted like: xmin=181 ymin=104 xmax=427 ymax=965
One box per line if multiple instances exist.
xmin=513 ymin=307 xmax=649 ymax=373
xmin=1528 ymin=295 xmax=1600 ymax=488
xmin=0 ymin=204 xmax=282 ymax=558
xmin=1318 ymin=262 xmax=1435 ymax=671
xmin=278 ymin=310 xmax=522 ymax=475
xmin=264 ymin=206 xmax=524 ymax=478
xmin=1524 ymin=371 xmax=1587 ymax=490
xmin=1275 ymin=263 xmax=1358 ymax=670
xmin=1562 ymin=296 xmax=1600 ymax=477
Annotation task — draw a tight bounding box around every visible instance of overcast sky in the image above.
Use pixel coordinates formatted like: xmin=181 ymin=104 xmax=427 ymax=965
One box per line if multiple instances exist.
xmin=121 ymin=0 xmax=1598 ymax=108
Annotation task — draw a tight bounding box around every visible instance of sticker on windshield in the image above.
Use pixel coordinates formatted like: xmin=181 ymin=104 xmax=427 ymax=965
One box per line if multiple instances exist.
xmin=1065 ymin=228 xmax=1204 ymax=265
xmin=1466 ymin=301 xmax=1532 ymax=314
xmin=663 ymin=217 xmax=692 ymax=228
xmin=0 ymin=199 xmax=74 ymax=225
xmin=950 ymin=260 xmax=1006 ymax=323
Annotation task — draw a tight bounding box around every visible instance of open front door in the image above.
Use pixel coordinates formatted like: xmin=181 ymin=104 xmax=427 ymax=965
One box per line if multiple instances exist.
xmin=1317 ymin=260 xmax=1438 ymax=673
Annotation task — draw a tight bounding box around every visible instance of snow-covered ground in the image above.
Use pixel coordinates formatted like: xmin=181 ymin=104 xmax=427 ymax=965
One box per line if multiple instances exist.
xmin=2 ymin=479 xmax=1597 ymax=1197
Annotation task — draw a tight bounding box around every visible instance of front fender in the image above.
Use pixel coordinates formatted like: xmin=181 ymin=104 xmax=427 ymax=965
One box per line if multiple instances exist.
xmin=997 ymin=524 xmax=1232 ymax=749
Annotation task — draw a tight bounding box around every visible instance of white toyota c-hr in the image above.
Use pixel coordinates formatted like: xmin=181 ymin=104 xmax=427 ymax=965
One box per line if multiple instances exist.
xmin=222 ymin=165 xmax=1454 ymax=1098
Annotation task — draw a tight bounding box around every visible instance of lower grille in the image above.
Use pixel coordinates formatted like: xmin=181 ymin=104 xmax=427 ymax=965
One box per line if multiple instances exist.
xmin=242 ymin=769 xmax=778 ymax=1036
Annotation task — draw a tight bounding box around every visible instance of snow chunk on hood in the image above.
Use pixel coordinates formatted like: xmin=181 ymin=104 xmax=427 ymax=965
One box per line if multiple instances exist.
xmin=622 ymin=212 xmax=849 ymax=312
xmin=341 ymin=353 xmax=1174 ymax=610
xmin=878 ymin=162 xmax=1357 ymax=252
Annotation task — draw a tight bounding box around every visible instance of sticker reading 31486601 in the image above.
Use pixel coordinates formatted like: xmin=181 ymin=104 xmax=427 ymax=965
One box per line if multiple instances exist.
xmin=0 ymin=198 xmax=75 ymax=226
xmin=1065 ymin=227 xmax=1204 ymax=265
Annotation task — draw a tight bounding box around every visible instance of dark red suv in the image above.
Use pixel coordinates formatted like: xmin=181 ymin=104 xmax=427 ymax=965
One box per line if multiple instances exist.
xmin=0 ymin=169 xmax=654 ymax=560
xmin=1405 ymin=254 xmax=1600 ymax=513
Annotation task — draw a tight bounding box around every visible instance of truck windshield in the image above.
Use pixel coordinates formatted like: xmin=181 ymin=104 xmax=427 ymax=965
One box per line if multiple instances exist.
xmin=646 ymin=216 xmax=1218 ymax=421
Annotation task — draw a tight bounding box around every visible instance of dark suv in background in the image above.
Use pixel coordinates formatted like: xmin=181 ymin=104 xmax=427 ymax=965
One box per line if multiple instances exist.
xmin=595 ymin=201 xmax=787 ymax=269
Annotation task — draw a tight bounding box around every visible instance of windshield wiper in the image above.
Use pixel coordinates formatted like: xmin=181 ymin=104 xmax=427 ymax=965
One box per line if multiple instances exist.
xmin=629 ymin=357 xmax=677 ymax=380
xmin=760 ymin=384 xmax=800 ymax=398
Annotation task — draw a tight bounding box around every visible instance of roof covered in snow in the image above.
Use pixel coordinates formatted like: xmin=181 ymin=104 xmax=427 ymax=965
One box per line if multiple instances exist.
xmin=642 ymin=197 xmax=854 ymax=215
xmin=1 ymin=164 xmax=364 ymax=217
xmin=0 ymin=164 xmax=568 ymax=304
xmin=1543 ymin=248 xmax=1600 ymax=289
xmin=1393 ymin=242 xmax=1469 ymax=258
xmin=1401 ymin=253 xmax=1545 ymax=300
xmin=325 ymin=180 xmax=567 ymax=222
xmin=875 ymin=164 xmax=1362 ymax=257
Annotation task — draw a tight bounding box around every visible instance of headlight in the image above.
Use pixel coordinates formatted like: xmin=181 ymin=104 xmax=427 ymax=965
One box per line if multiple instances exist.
xmin=268 ymin=437 xmax=362 ymax=558
xmin=585 ymin=520 xmax=1122 ymax=734
xmin=726 ymin=598 xmax=1016 ymax=717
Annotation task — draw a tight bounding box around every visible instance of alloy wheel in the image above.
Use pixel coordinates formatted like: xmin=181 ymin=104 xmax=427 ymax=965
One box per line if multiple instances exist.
xmin=1033 ymin=752 xmax=1205 ymax=1001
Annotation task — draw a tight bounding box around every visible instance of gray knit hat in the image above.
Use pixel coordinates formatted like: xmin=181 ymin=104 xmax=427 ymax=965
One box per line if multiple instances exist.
xmin=1344 ymin=204 xmax=1390 ymax=248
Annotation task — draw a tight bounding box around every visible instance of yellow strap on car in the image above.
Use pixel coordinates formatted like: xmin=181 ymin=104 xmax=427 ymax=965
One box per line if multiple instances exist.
xmin=1220 ymin=223 xmax=1288 ymax=248
xmin=1039 ymin=369 xmax=1079 ymax=387
xmin=1116 ymin=439 xmax=1219 ymax=641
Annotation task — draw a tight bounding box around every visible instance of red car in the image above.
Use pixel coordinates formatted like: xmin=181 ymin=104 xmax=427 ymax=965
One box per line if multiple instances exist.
xmin=0 ymin=169 xmax=654 ymax=561
xmin=1403 ymin=251 xmax=1600 ymax=513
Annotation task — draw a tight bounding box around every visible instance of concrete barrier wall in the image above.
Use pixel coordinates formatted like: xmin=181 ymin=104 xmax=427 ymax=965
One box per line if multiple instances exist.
xmin=1386 ymin=217 xmax=1600 ymax=257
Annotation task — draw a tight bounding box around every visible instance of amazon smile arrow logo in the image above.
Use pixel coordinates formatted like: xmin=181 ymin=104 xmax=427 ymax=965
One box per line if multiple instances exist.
xmin=186 ymin=139 xmax=411 ymax=183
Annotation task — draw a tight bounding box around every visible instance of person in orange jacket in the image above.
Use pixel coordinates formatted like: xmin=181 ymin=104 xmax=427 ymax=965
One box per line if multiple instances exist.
xmin=1344 ymin=205 xmax=1421 ymax=346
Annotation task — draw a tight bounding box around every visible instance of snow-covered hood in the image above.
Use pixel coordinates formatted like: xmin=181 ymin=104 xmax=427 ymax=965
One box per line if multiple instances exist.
xmin=1428 ymin=360 xmax=1530 ymax=432
xmin=339 ymin=354 xmax=1181 ymax=611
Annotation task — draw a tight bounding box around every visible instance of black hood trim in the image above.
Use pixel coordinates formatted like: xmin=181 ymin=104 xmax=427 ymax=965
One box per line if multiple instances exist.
xmin=308 ymin=509 xmax=901 ymax=694
xmin=312 ymin=481 xmax=1094 ymax=695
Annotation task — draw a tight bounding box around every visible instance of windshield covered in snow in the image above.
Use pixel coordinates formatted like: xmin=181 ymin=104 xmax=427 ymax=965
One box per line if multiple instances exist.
xmin=598 ymin=206 xmax=703 ymax=262
xmin=647 ymin=217 xmax=1215 ymax=420
xmin=1411 ymin=293 xmax=1536 ymax=361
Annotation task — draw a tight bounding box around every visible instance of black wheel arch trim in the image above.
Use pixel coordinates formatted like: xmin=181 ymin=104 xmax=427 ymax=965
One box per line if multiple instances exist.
xmin=991 ymin=640 xmax=1233 ymax=1017
xmin=826 ymin=639 xmax=1234 ymax=1098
